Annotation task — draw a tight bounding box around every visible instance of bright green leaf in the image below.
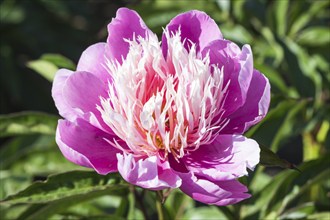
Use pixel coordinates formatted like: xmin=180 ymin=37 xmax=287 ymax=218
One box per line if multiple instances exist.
xmin=0 ymin=112 xmax=58 ymax=137
xmin=307 ymin=212 xmax=330 ymax=220
xmin=274 ymin=0 xmax=289 ymax=36
xmin=297 ymin=27 xmax=330 ymax=46
xmin=279 ymin=202 xmax=315 ymax=220
xmin=27 ymin=60 xmax=58 ymax=82
xmin=182 ymin=206 xmax=228 ymax=220
xmin=41 ymin=54 xmax=76 ymax=70
xmin=0 ymin=135 xmax=80 ymax=174
xmin=221 ymin=24 xmax=253 ymax=44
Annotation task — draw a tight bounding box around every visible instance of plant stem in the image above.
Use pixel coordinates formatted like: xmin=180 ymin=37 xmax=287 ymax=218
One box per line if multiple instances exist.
xmin=156 ymin=197 xmax=164 ymax=220
xmin=130 ymin=186 xmax=149 ymax=220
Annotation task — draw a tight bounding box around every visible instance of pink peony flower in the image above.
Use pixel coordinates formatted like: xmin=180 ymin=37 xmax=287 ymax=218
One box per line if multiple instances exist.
xmin=52 ymin=8 xmax=270 ymax=206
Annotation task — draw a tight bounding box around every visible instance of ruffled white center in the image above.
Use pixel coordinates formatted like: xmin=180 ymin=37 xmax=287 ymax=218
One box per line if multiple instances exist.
xmin=98 ymin=30 xmax=229 ymax=160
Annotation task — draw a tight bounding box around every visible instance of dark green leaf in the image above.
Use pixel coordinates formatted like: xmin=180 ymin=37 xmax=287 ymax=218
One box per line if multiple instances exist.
xmin=259 ymin=145 xmax=298 ymax=170
xmin=244 ymin=155 xmax=330 ymax=219
xmin=1 ymin=171 xmax=127 ymax=204
xmin=247 ymin=99 xmax=309 ymax=152
xmin=289 ymin=1 xmax=329 ymax=37
xmin=254 ymin=63 xmax=288 ymax=94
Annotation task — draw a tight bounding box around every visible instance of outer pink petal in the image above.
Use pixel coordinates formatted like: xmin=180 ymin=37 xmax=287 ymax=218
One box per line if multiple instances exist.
xmin=77 ymin=43 xmax=110 ymax=83
xmin=62 ymin=71 xmax=106 ymax=113
xmin=162 ymin=10 xmax=222 ymax=58
xmin=202 ymin=40 xmax=254 ymax=117
xmin=107 ymin=8 xmax=152 ymax=64
xmin=178 ymin=172 xmax=250 ymax=206
xmin=183 ymin=135 xmax=260 ymax=180
xmin=117 ymin=154 xmax=182 ymax=190
xmin=52 ymin=69 xmax=75 ymax=120
xmin=56 ymin=118 xmax=121 ymax=175
xmin=61 ymin=71 xmax=113 ymax=133
xmin=222 ymin=70 xmax=271 ymax=134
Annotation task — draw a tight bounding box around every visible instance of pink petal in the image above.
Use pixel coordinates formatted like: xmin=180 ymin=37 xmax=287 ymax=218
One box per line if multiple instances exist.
xmin=52 ymin=69 xmax=76 ymax=120
xmin=178 ymin=172 xmax=250 ymax=206
xmin=63 ymin=71 xmax=106 ymax=113
xmin=77 ymin=43 xmax=110 ymax=84
xmin=162 ymin=10 xmax=222 ymax=57
xmin=222 ymin=70 xmax=271 ymax=134
xmin=107 ymin=8 xmax=152 ymax=64
xmin=61 ymin=71 xmax=112 ymax=133
xmin=183 ymin=135 xmax=260 ymax=180
xmin=56 ymin=119 xmax=121 ymax=175
xmin=117 ymin=154 xmax=182 ymax=190
xmin=202 ymin=40 xmax=254 ymax=117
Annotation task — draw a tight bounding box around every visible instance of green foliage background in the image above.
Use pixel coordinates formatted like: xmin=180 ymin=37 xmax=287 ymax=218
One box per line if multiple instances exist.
xmin=0 ymin=0 xmax=329 ymax=219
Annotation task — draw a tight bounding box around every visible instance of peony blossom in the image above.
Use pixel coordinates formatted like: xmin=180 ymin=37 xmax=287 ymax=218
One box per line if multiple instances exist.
xmin=52 ymin=8 xmax=270 ymax=206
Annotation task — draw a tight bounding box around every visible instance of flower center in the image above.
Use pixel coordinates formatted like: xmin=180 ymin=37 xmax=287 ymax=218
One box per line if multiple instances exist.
xmin=97 ymin=30 xmax=229 ymax=161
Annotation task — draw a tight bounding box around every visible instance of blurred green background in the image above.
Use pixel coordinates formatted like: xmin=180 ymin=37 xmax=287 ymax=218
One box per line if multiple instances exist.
xmin=0 ymin=0 xmax=329 ymax=219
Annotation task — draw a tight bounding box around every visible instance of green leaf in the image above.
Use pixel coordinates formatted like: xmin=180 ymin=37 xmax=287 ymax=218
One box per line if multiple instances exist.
xmin=27 ymin=60 xmax=58 ymax=82
xmin=0 ymin=135 xmax=81 ymax=175
xmin=2 ymin=170 xmax=127 ymax=219
xmin=0 ymin=0 xmax=25 ymax=24
xmin=307 ymin=212 xmax=330 ymax=220
xmin=260 ymin=27 xmax=284 ymax=66
xmin=254 ymin=63 xmax=288 ymax=94
xmin=16 ymin=196 xmax=123 ymax=220
xmin=289 ymin=1 xmax=329 ymax=37
xmin=0 ymin=135 xmax=41 ymax=169
xmin=0 ymin=204 xmax=30 ymax=220
xmin=297 ymin=27 xmax=330 ymax=46
xmin=283 ymin=39 xmax=322 ymax=104
xmin=164 ymin=190 xmax=193 ymax=219
xmin=41 ymin=54 xmax=76 ymax=70
xmin=279 ymin=202 xmax=315 ymax=220
xmin=243 ymin=155 xmax=330 ymax=219
xmin=269 ymin=99 xmax=309 ymax=151
xmin=246 ymin=99 xmax=309 ymax=152
xmin=259 ymin=145 xmax=298 ymax=170
xmin=231 ymin=0 xmax=246 ymax=22
xmin=17 ymin=197 xmax=125 ymax=220
xmin=0 ymin=171 xmax=127 ymax=220
xmin=274 ymin=0 xmax=289 ymax=36
xmin=1 ymin=171 xmax=127 ymax=204
xmin=182 ymin=207 xmax=228 ymax=220
xmin=27 ymin=54 xmax=76 ymax=82
xmin=276 ymin=169 xmax=330 ymax=216
xmin=0 ymin=112 xmax=58 ymax=137
xmin=221 ymin=24 xmax=253 ymax=44
xmin=0 ymin=172 xmax=31 ymax=200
